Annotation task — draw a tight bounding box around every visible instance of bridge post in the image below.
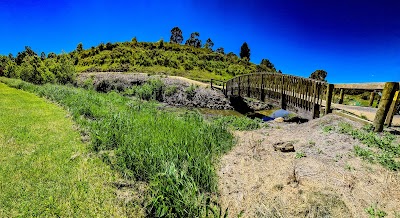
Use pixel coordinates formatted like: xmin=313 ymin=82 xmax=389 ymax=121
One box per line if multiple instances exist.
xmin=338 ymin=89 xmax=344 ymax=104
xmin=325 ymin=84 xmax=334 ymax=115
xmin=247 ymin=75 xmax=251 ymax=97
xmin=373 ymin=82 xmax=399 ymax=132
xmin=385 ymin=90 xmax=399 ymax=127
xmin=368 ymin=91 xmax=376 ymax=107
xmin=260 ymin=74 xmax=264 ymax=101
xmin=280 ymin=76 xmax=286 ymax=109
xmin=238 ymin=76 xmax=241 ymax=96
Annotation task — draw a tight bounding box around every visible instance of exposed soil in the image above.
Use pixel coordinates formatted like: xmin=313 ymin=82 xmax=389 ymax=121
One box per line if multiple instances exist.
xmin=77 ymin=72 xmax=272 ymax=111
xmin=218 ymin=114 xmax=400 ymax=217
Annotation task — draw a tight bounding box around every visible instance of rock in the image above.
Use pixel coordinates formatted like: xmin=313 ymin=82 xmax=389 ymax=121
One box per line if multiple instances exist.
xmin=270 ymin=109 xmax=290 ymax=118
xmin=274 ymin=117 xmax=284 ymax=123
xmin=273 ymin=142 xmax=295 ymax=152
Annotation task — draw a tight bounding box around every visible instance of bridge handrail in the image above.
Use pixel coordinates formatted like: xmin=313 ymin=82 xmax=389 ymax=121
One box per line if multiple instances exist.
xmin=224 ymin=72 xmax=399 ymax=132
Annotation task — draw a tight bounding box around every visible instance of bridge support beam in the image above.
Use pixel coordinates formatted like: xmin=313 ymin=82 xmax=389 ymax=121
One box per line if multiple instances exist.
xmin=368 ymin=91 xmax=375 ymax=107
xmin=338 ymin=89 xmax=344 ymax=104
xmin=385 ymin=91 xmax=399 ymax=127
xmin=325 ymin=84 xmax=334 ymax=115
xmin=373 ymin=82 xmax=399 ymax=132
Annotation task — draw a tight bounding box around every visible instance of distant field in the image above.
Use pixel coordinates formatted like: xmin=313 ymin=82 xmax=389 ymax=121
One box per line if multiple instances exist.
xmin=0 ymin=83 xmax=132 ymax=217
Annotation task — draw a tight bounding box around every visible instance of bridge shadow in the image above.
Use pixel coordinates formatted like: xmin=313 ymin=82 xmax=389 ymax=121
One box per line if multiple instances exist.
xmin=229 ymin=96 xmax=309 ymax=124
xmin=229 ymin=96 xmax=254 ymax=114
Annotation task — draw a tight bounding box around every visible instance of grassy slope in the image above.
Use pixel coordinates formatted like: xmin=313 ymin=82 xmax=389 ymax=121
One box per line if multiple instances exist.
xmin=74 ymin=41 xmax=275 ymax=81
xmin=0 ymin=83 xmax=134 ymax=217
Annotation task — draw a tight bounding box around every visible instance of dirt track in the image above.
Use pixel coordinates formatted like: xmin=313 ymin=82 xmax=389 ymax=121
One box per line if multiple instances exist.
xmin=218 ymin=115 xmax=400 ymax=217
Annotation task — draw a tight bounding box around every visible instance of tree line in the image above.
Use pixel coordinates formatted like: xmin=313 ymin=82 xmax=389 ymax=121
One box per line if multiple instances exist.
xmin=0 ymin=46 xmax=75 ymax=84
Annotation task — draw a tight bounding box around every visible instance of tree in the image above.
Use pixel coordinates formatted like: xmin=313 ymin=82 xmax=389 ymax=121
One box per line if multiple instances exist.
xmin=16 ymin=46 xmax=37 ymax=65
xmin=204 ymin=38 xmax=214 ymax=50
xmin=158 ymin=39 xmax=164 ymax=49
xmin=310 ymin=69 xmax=328 ymax=81
xmin=76 ymin=43 xmax=83 ymax=53
xmin=40 ymin=52 xmax=46 ymax=60
xmin=8 ymin=53 xmax=14 ymax=61
xmin=170 ymin=27 xmax=183 ymax=44
xmin=215 ymin=47 xmax=225 ymax=54
xmin=47 ymin=52 xmax=57 ymax=59
xmin=240 ymin=42 xmax=250 ymax=60
xmin=185 ymin=32 xmax=202 ymax=48
xmin=257 ymin=58 xmax=275 ymax=71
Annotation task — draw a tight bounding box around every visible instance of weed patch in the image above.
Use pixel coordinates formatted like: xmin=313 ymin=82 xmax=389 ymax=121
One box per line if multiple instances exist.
xmin=338 ymin=122 xmax=400 ymax=171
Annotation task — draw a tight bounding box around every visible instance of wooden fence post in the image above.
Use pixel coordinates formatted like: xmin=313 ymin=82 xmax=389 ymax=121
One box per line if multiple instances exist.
xmin=369 ymin=91 xmax=376 ymax=107
xmin=247 ymin=75 xmax=251 ymax=97
xmin=325 ymin=84 xmax=334 ymax=115
xmin=280 ymin=76 xmax=286 ymax=109
xmin=312 ymin=82 xmax=320 ymax=118
xmin=210 ymin=79 xmax=213 ymax=90
xmin=373 ymin=82 xmax=399 ymax=132
xmin=238 ymin=76 xmax=241 ymax=97
xmin=338 ymin=89 xmax=344 ymax=104
xmin=260 ymin=74 xmax=264 ymax=101
xmin=385 ymin=90 xmax=400 ymax=127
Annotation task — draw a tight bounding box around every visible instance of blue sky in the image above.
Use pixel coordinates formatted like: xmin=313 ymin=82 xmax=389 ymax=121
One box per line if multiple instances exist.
xmin=1 ymin=0 xmax=399 ymax=83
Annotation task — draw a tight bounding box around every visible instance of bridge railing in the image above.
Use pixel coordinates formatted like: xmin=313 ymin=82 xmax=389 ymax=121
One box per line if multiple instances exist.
xmin=225 ymin=72 xmax=327 ymax=119
xmin=224 ymin=73 xmax=400 ymax=132
xmin=332 ymin=82 xmax=400 ymax=131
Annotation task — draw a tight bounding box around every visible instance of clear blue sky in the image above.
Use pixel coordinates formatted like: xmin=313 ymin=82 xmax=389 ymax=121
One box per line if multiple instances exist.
xmin=1 ymin=0 xmax=399 ymax=83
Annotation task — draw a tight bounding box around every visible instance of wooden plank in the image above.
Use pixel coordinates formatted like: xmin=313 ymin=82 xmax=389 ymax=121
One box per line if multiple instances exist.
xmin=333 ymin=83 xmax=387 ymax=90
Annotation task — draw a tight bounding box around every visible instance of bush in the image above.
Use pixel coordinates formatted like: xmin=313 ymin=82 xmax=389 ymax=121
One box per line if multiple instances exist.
xmin=185 ymin=84 xmax=197 ymax=100
xmin=164 ymin=85 xmax=178 ymax=96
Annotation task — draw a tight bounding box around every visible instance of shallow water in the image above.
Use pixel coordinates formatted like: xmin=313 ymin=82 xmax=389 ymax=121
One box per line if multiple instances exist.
xmin=197 ymin=108 xmax=244 ymax=117
xmin=197 ymin=108 xmax=279 ymax=119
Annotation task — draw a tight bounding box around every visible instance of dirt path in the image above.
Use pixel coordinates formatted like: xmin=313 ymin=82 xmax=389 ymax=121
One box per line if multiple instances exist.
xmin=218 ymin=115 xmax=400 ymax=217
xmin=333 ymin=104 xmax=400 ymax=126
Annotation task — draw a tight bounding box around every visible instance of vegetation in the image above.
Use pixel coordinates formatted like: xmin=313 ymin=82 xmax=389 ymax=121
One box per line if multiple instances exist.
xmin=170 ymin=26 xmax=184 ymax=44
xmin=239 ymin=42 xmax=251 ymax=61
xmin=0 ymin=26 xmax=282 ymax=85
xmin=0 ymin=46 xmax=76 ymax=85
xmin=337 ymin=122 xmax=400 ymax=171
xmin=310 ymin=69 xmax=328 ymax=81
xmin=211 ymin=115 xmax=263 ymax=131
xmin=0 ymin=83 xmax=132 ymax=217
xmin=0 ymin=77 xmax=246 ymax=217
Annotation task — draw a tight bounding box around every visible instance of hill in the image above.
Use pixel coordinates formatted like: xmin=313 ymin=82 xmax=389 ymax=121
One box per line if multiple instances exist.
xmin=73 ymin=39 xmax=277 ymax=80
xmin=0 ymin=39 xmax=278 ymax=84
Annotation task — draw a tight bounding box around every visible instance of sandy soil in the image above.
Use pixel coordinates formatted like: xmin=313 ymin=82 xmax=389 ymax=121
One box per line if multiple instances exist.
xmin=218 ymin=114 xmax=400 ymax=218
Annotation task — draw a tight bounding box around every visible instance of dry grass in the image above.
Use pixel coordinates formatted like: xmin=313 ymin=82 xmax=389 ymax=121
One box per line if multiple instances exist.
xmin=218 ymin=115 xmax=400 ymax=217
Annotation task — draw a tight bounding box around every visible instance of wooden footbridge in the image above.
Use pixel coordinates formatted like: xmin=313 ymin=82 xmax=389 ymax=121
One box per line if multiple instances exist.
xmin=215 ymin=73 xmax=399 ymax=132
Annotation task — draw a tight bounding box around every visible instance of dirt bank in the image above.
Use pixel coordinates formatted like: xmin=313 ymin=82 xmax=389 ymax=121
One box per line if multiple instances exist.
xmin=218 ymin=114 xmax=400 ymax=217
xmin=77 ymin=72 xmax=272 ymax=111
xmin=77 ymin=72 xmax=233 ymax=110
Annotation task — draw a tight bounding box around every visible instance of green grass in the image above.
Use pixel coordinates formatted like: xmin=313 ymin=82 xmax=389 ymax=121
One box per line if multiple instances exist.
xmin=0 ymin=77 xmax=236 ymax=217
xmin=337 ymin=122 xmax=400 ymax=171
xmin=211 ymin=115 xmax=263 ymax=131
xmin=0 ymin=83 xmax=133 ymax=217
